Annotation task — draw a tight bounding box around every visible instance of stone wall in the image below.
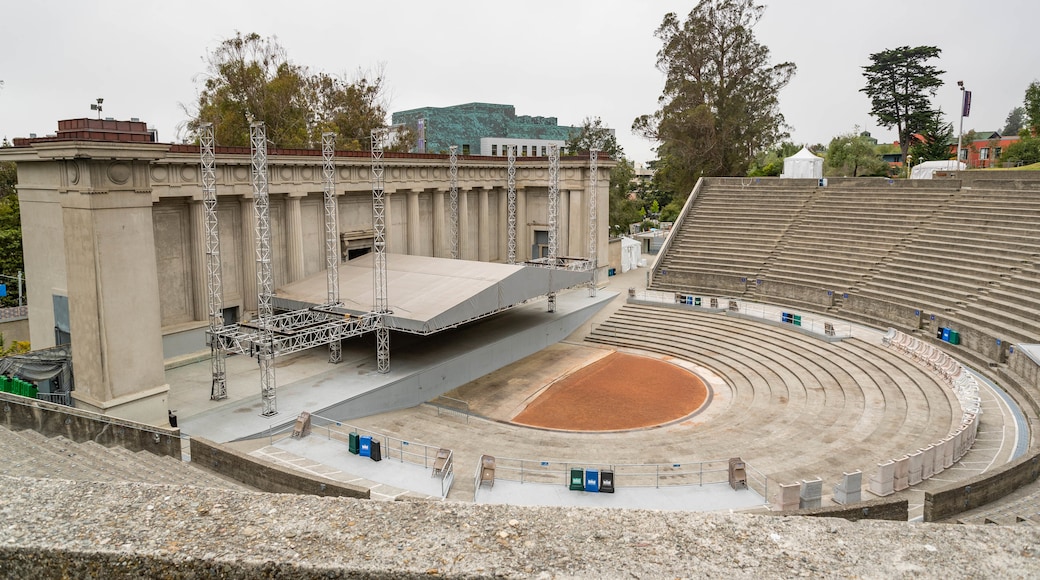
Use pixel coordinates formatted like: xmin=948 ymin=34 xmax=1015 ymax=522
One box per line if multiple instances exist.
xmin=788 ymin=498 xmax=909 ymax=522
xmin=189 ymin=437 xmax=370 ymax=499
xmin=0 ymin=391 xmax=180 ymax=458
xmin=924 ymin=449 xmax=1040 ymax=522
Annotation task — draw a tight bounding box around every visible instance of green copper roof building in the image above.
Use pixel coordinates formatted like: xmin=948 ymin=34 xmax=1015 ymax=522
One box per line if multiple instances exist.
xmin=391 ymin=103 xmax=581 ymax=156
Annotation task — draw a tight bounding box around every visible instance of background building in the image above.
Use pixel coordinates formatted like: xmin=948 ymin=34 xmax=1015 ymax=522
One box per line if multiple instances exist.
xmin=391 ymin=102 xmax=601 ymax=156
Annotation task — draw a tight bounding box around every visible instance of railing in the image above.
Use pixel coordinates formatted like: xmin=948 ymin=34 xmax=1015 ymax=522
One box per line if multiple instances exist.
xmin=482 ymin=456 xmax=764 ymax=491
xmin=428 ymin=397 xmax=470 ymax=423
xmin=308 ymin=414 xmax=454 ymax=498
xmin=36 ymin=392 xmax=72 ymax=407
xmin=626 ymin=290 xmax=854 ymax=339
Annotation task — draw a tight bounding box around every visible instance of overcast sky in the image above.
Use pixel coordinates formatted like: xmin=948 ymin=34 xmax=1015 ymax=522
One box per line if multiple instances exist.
xmin=1 ymin=0 xmax=1037 ymax=165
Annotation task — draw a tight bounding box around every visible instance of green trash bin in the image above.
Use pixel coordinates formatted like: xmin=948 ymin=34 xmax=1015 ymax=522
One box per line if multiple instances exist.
xmin=793 ymin=315 xmax=802 ymax=327
xmin=569 ymin=468 xmax=585 ymax=491
xmin=694 ymin=297 xmax=702 ymax=306
xmin=0 ymin=376 xmax=9 ymax=393
xmin=348 ymin=432 xmax=360 ymax=455
xmin=949 ymin=330 xmax=960 ymax=345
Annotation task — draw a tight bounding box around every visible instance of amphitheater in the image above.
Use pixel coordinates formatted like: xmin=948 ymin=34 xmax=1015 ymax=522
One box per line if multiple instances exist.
xmin=5 ymin=165 xmax=1040 ymax=576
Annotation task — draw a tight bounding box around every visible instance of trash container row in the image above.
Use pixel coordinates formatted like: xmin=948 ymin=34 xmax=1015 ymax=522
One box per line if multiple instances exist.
xmin=936 ymin=327 xmax=961 ymax=345
xmin=348 ymin=432 xmax=381 ymax=461
xmin=0 ymin=376 xmax=37 ymax=399
xmin=568 ymin=468 xmax=614 ymax=493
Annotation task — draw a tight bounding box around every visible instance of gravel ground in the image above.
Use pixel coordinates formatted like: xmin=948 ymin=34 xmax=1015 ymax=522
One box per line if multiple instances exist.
xmin=1 ymin=476 xmax=1039 ymax=579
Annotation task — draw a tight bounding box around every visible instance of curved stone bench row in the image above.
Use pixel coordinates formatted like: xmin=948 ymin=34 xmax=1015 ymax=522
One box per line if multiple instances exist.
xmin=586 ymin=304 xmax=956 ymax=495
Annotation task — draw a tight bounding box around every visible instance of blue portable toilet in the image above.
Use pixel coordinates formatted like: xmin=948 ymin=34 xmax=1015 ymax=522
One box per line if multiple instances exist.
xmin=359 ymin=435 xmax=372 ymax=457
xmin=585 ymin=470 xmax=600 ymax=492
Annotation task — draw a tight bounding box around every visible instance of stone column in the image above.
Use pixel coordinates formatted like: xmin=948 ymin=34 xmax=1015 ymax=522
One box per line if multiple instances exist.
xmin=189 ymin=199 xmax=208 ymax=321
xmin=240 ymin=197 xmax=258 ymax=314
xmin=286 ymin=195 xmax=306 ymax=283
xmin=559 ymin=189 xmax=570 ymax=257
xmin=432 ymin=189 xmax=445 ymax=258
xmin=516 ymin=188 xmax=528 ymax=261
xmin=406 ymin=189 xmax=420 ymax=255
xmin=61 ymin=160 xmax=168 ymax=425
xmin=570 ymin=188 xmax=585 ymax=257
xmin=459 ymin=188 xmax=471 ymax=259
xmin=478 ymin=187 xmax=490 ymax=262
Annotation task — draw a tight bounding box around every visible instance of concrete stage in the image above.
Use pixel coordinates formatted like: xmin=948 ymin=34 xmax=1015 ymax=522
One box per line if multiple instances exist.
xmin=172 ymin=287 xmax=617 ymax=443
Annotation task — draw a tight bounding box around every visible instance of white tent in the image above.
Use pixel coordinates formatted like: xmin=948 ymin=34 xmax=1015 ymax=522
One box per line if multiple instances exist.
xmin=781 ymin=147 xmax=824 ymax=179
xmin=620 ymin=237 xmax=641 ymax=273
xmin=910 ymin=160 xmax=966 ymax=180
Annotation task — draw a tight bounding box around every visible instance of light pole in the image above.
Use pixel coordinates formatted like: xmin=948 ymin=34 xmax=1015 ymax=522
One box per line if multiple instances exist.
xmin=956 ymin=81 xmax=970 ymax=170
xmin=906 ymin=154 xmax=914 ymax=179
xmin=90 ymin=97 xmax=103 ymax=119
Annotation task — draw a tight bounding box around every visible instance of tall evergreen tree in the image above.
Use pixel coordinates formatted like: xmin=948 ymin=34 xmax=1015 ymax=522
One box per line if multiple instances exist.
xmin=861 ymin=45 xmax=945 ymax=163
xmin=633 ymin=0 xmax=796 ymax=195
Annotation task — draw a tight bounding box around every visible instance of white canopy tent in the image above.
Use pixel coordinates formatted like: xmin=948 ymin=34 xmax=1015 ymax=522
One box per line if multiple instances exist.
xmin=910 ymin=160 xmax=966 ymax=179
xmin=781 ymin=147 xmax=824 ymax=179
xmin=620 ymin=237 xmax=641 ymax=273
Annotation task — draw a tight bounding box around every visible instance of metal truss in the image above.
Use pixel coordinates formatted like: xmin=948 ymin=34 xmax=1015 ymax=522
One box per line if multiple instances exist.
xmin=371 ymin=129 xmax=390 ymax=374
xmin=210 ymin=310 xmax=379 ymax=359
xmin=546 ymin=144 xmax=560 ymax=312
xmin=250 ymin=122 xmax=277 ymax=416
xmin=506 ymin=145 xmax=517 ymax=264
xmin=448 ymin=145 xmax=459 ymax=259
xmin=588 ymin=148 xmax=599 ymax=297
xmin=199 ymin=123 xmax=227 ymax=401
xmin=322 ymin=132 xmax=342 ymax=364
xmin=525 ymin=256 xmax=593 ymax=272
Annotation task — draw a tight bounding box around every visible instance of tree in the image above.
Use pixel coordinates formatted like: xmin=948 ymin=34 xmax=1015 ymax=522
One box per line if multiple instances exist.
xmin=909 ymin=110 xmax=954 ymax=162
xmin=185 ymin=32 xmax=406 ymax=151
xmin=633 ymin=0 xmax=796 ymax=194
xmin=608 ymin=159 xmax=641 ymax=235
xmin=0 ymin=141 xmax=21 ymax=308
xmin=861 ymin=46 xmax=945 ymax=163
xmin=825 ymin=131 xmax=888 ymax=177
xmin=1025 ymin=81 xmax=1040 ymax=136
xmin=1000 ymin=137 xmax=1040 ymax=166
xmin=1003 ymin=106 xmax=1025 ymax=136
xmin=747 ymin=141 xmax=800 ymax=176
xmin=565 ymin=117 xmax=621 ymax=157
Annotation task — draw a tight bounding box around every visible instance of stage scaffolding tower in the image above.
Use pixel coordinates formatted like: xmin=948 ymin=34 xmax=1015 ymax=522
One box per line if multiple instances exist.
xmin=250 ymin=122 xmax=277 ymax=416
xmin=371 ymin=129 xmax=390 ymax=373
xmin=449 ymin=145 xmax=460 ymax=259
xmin=506 ymin=145 xmax=517 ymax=264
xmin=587 ymin=148 xmax=599 ymax=297
xmin=200 ymin=123 xmax=227 ymax=400
xmin=546 ymin=144 xmax=560 ymax=312
xmin=322 ymin=132 xmax=343 ymax=364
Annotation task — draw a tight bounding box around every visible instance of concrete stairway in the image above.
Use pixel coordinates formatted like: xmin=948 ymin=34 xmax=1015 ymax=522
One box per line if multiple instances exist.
xmin=0 ymin=426 xmax=248 ymax=490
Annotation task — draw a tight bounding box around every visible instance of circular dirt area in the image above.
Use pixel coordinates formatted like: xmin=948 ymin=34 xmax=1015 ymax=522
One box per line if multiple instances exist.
xmin=510 ymin=352 xmax=709 ymax=431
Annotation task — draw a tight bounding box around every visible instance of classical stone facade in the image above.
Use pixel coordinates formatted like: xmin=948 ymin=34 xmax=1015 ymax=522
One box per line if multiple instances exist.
xmin=2 ymin=120 xmax=612 ymax=425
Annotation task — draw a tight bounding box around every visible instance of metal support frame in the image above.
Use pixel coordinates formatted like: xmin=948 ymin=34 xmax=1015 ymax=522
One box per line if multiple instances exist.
xmin=506 ymin=145 xmax=517 ymax=264
xmin=448 ymin=145 xmax=460 ymax=259
xmin=200 ymin=123 xmax=227 ymax=400
xmin=587 ymin=149 xmax=599 ymax=297
xmin=371 ymin=129 xmax=390 ymax=373
xmin=322 ymin=132 xmax=342 ymax=364
xmin=250 ymin=122 xmax=277 ymax=416
xmin=546 ymin=144 xmax=560 ymax=312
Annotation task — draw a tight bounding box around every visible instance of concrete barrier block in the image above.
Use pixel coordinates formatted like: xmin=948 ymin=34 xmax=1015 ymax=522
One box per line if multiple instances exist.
xmin=933 ymin=440 xmax=946 ymax=475
xmin=894 ymin=455 xmax=910 ymax=491
xmin=869 ymin=461 xmax=895 ymax=497
xmin=832 ymin=471 xmax=862 ymax=505
xmin=942 ymin=435 xmax=955 ymax=468
xmin=920 ymin=445 xmax=935 ymax=479
xmin=800 ymin=478 xmax=823 ymax=510
xmin=773 ymin=482 xmax=800 ymax=511
xmin=908 ymin=451 xmax=923 ymax=486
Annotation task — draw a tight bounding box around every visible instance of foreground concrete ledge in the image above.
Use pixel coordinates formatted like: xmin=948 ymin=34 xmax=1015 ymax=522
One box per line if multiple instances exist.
xmin=1 ymin=476 xmax=1038 ymax=579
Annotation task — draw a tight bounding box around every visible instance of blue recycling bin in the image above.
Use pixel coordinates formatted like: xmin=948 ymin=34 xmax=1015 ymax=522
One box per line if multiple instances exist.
xmin=584 ymin=470 xmax=600 ymax=492
xmin=941 ymin=328 xmax=951 ymax=342
xmin=359 ymin=435 xmax=372 ymax=457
